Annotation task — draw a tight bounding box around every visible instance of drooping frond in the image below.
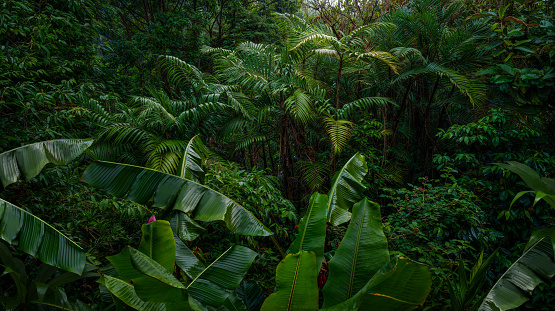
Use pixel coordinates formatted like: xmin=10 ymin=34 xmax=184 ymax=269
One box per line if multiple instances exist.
xmin=323 ymin=116 xmax=354 ymax=155
xmin=338 ymin=97 xmax=396 ymax=119
xmin=296 ymin=159 xmax=329 ymax=192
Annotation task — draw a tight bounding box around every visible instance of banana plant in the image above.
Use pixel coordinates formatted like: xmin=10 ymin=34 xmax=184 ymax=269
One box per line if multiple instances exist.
xmin=263 ymin=197 xmax=432 ymax=310
xmin=0 ymin=242 xmax=97 ymax=310
xmin=495 ymin=161 xmax=555 ymax=208
xmin=478 ymin=229 xmax=555 ymax=311
xmin=0 ymin=139 xmax=93 ymax=275
xmin=81 ymin=136 xmax=272 ymax=240
xmin=101 ymin=220 xmax=258 ymax=310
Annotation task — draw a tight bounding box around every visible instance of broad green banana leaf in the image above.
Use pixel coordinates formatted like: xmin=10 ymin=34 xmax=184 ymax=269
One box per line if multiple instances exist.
xmin=139 ymin=221 xmax=176 ymax=273
xmin=222 ymin=291 xmax=248 ymax=311
xmin=524 ymin=228 xmax=555 ymax=257
xmin=81 ymin=161 xmax=271 ymax=236
xmin=0 ymin=198 xmax=86 ymax=275
xmin=287 ymin=193 xmax=328 ymax=268
xmin=322 ymin=199 xmax=390 ymax=308
xmin=260 ymin=251 xmax=319 ymax=311
xmin=236 ymin=280 xmax=266 ymax=311
xmin=178 ymin=135 xmax=205 ymax=183
xmin=478 ymin=235 xmax=555 ymax=311
xmin=321 ymin=256 xmax=431 ymax=311
xmin=174 ymin=235 xmax=205 ymax=280
xmin=0 ymin=138 xmax=93 ymax=190
xmin=496 ymin=161 xmax=555 ymax=208
xmin=102 ymin=275 xmax=166 ymax=311
xmin=188 ymin=245 xmax=257 ymax=307
xmin=326 ymin=152 xmax=368 ymax=225
xmin=170 ymin=211 xmax=205 ymax=241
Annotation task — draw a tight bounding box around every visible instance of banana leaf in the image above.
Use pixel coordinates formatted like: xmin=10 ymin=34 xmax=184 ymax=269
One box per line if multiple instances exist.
xmin=326 ymin=152 xmax=368 ymax=226
xmin=236 ymin=280 xmax=266 ymax=311
xmin=102 ymin=275 xmax=166 ymax=311
xmin=187 ymin=245 xmax=257 ymax=307
xmin=496 ymin=161 xmax=555 ymax=208
xmin=260 ymin=251 xmax=319 ymax=311
xmin=81 ymin=161 xmax=271 ymax=236
xmin=170 ymin=211 xmax=205 ymax=241
xmin=478 ymin=234 xmax=555 ymax=311
xmin=0 ymin=198 xmax=85 ymax=275
xmin=0 ymin=138 xmax=93 ymax=190
xmin=321 ymin=256 xmax=431 ymax=311
xmin=138 ymin=221 xmax=176 ymax=273
xmin=287 ymin=193 xmax=328 ymax=268
xmin=178 ymin=135 xmax=205 ymax=183
xmin=322 ymin=199 xmax=390 ymax=308
xmin=174 ymin=235 xmax=205 ymax=280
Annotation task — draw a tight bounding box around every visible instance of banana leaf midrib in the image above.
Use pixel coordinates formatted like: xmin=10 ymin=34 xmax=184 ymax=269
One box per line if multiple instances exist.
xmin=326 ymin=152 xmax=359 ymax=220
xmin=187 ymin=246 xmax=231 ymax=289
xmin=287 ymin=254 xmax=303 ymax=311
xmin=179 ymin=135 xmax=198 ymax=178
xmin=347 ymin=205 xmax=365 ymax=299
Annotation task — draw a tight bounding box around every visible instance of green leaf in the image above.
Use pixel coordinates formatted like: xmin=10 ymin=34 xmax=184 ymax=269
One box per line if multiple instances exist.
xmin=260 ymin=251 xmax=319 ymax=311
xmin=174 ymin=235 xmax=205 ymax=280
xmin=129 ymin=248 xmax=185 ymax=289
xmin=236 ymin=280 xmax=266 ymax=311
xmin=287 ymin=193 xmax=328 ymax=268
xmin=170 ymin=211 xmax=205 ymax=241
xmin=0 ymin=198 xmax=85 ymax=275
xmin=139 ymin=221 xmax=176 ymax=273
xmin=322 ymin=199 xmax=390 ymax=307
xmin=0 ymin=139 xmax=93 ymax=190
xmin=178 ymin=135 xmax=205 ymax=183
xmin=222 ymin=291 xmax=248 ymax=311
xmin=326 ymin=153 xmax=368 ymax=225
xmin=82 ymin=161 xmax=272 ymax=236
xmin=188 ymin=245 xmax=258 ymax=307
xmin=524 ymin=228 xmax=555 ymax=259
xmin=321 ymin=256 xmax=431 ymax=311
xmin=103 ymin=275 xmax=166 ymax=311
xmin=495 ymin=162 xmax=554 ymax=194
xmin=478 ymin=236 xmax=555 ymax=311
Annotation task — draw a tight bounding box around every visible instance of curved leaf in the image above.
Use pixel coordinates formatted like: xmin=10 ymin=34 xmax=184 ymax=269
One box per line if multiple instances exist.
xmin=174 ymin=235 xmax=205 ymax=280
xmin=170 ymin=211 xmax=205 ymax=241
xmin=260 ymin=251 xmax=318 ymax=311
xmin=0 ymin=138 xmax=93 ymax=190
xmin=103 ymin=275 xmax=165 ymax=311
xmin=322 ymin=199 xmax=390 ymax=307
xmin=321 ymin=256 xmax=431 ymax=311
xmin=0 ymin=198 xmax=85 ymax=275
xmin=81 ymin=161 xmax=271 ymax=236
xmin=178 ymin=135 xmax=205 ymax=183
xmin=129 ymin=248 xmax=185 ymax=289
xmin=287 ymin=193 xmax=328 ymax=268
xmin=496 ymin=161 xmax=555 ymax=208
xmin=326 ymin=153 xmax=368 ymax=226
xmin=188 ymin=245 xmax=258 ymax=307
xmin=478 ymin=236 xmax=555 ymax=311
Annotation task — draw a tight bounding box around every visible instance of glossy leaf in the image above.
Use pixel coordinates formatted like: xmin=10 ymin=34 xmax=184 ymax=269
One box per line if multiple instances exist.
xmin=170 ymin=211 xmax=205 ymax=241
xmin=321 ymin=256 xmax=432 ymax=311
xmin=478 ymin=236 xmax=555 ymax=311
xmin=260 ymin=251 xmax=319 ymax=311
xmin=103 ymin=275 xmax=166 ymax=311
xmin=81 ymin=161 xmax=271 ymax=236
xmin=496 ymin=161 xmax=555 ymax=207
xmin=326 ymin=152 xmax=368 ymax=225
xmin=188 ymin=245 xmax=258 ymax=307
xmin=0 ymin=198 xmax=85 ymax=275
xmin=287 ymin=193 xmax=328 ymax=268
xmin=174 ymin=235 xmax=205 ymax=280
xmin=524 ymin=228 xmax=555 ymax=257
xmin=178 ymin=135 xmax=205 ymax=183
xmin=322 ymin=199 xmax=390 ymax=307
xmin=129 ymin=248 xmax=185 ymax=289
xmin=139 ymin=221 xmax=176 ymax=273
xmin=236 ymin=280 xmax=266 ymax=311
xmin=0 ymin=138 xmax=93 ymax=190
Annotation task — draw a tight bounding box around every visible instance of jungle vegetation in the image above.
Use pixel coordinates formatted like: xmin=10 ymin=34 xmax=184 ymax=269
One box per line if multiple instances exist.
xmin=1 ymin=0 xmax=554 ymax=310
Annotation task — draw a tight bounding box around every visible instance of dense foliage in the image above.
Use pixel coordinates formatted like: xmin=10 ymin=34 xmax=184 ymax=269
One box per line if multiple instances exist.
xmin=1 ymin=0 xmax=554 ymax=310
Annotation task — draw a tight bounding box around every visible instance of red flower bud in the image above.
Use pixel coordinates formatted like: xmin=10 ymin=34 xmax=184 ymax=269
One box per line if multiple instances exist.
xmin=294 ymin=224 xmax=299 ymax=229
xmin=318 ymin=272 xmax=327 ymax=288
xmin=148 ymin=214 xmax=156 ymax=223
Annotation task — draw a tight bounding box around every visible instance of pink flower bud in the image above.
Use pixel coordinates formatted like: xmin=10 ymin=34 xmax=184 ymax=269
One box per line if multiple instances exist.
xmin=148 ymin=214 xmax=156 ymax=223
